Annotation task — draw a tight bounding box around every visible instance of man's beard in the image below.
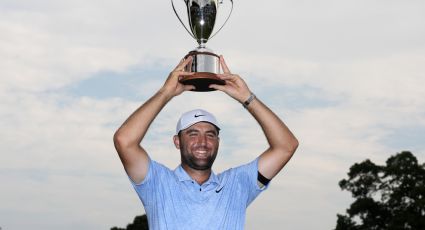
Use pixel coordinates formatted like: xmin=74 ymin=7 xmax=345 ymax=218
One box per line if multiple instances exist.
xmin=181 ymin=149 xmax=217 ymax=170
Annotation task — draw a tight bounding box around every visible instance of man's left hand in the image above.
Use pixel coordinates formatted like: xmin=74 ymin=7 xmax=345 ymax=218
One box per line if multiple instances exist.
xmin=209 ymin=56 xmax=252 ymax=103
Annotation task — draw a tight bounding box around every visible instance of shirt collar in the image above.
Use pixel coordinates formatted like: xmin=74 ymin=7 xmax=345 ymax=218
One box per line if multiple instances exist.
xmin=174 ymin=165 xmax=220 ymax=185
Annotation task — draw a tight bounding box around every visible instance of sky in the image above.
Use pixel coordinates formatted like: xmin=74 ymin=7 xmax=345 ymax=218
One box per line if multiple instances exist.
xmin=1 ymin=0 xmax=424 ymax=229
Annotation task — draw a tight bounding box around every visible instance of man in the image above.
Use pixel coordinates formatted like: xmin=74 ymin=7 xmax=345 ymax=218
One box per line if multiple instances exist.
xmin=113 ymin=56 xmax=299 ymax=229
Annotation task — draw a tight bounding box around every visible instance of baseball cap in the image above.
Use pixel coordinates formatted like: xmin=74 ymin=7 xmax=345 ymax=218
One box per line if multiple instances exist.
xmin=176 ymin=109 xmax=220 ymax=135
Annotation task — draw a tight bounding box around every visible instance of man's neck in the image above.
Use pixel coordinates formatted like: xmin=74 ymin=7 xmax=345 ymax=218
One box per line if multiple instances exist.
xmin=182 ymin=165 xmax=212 ymax=185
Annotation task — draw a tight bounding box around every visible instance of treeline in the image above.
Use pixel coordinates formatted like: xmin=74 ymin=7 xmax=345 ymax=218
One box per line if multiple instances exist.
xmin=111 ymin=214 xmax=148 ymax=230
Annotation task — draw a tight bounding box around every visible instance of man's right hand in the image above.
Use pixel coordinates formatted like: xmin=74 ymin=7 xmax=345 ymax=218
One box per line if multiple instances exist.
xmin=159 ymin=56 xmax=196 ymax=99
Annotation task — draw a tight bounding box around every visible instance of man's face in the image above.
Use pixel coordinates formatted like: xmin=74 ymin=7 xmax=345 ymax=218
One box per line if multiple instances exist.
xmin=174 ymin=122 xmax=220 ymax=171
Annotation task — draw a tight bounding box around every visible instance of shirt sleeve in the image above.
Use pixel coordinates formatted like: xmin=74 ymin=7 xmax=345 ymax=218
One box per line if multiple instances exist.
xmin=126 ymin=158 xmax=149 ymax=187
xmin=128 ymin=158 xmax=171 ymax=207
xmin=233 ymin=157 xmax=269 ymax=206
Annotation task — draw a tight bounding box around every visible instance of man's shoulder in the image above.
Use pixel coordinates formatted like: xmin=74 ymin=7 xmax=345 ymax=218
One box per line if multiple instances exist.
xmin=148 ymin=159 xmax=174 ymax=174
xmin=132 ymin=159 xmax=176 ymax=187
xmin=218 ymin=158 xmax=259 ymax=178
xmin=140 ymin=159 xmax=176 ymax=184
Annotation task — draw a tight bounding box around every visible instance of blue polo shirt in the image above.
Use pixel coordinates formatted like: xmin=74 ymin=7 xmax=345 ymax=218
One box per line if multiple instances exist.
xmin=130 ymin=157 xmax=267 ymax=230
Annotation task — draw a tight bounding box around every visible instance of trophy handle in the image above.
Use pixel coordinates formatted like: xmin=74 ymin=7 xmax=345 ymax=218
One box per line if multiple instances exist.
xmin=209 ymin=0 xmax=233 ymax=40
xmin=171 ymin=0 xmax=197 ymax=40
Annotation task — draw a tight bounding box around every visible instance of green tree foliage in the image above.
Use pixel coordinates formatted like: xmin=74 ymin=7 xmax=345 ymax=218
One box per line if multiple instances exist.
xmin=111 ymin=214 xmax=148 ymax=230
xmin=335 ymin=151 xmax=425 ymax=230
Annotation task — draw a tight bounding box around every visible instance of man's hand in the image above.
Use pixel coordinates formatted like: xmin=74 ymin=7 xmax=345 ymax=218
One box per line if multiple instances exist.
xmin=209 ymin=56 xmax=252 ymax=103
xmin=160 ymin=57 xmax=195 ymax=99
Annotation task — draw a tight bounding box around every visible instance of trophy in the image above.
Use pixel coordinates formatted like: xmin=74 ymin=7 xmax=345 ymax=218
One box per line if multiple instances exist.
xmin=171 ymin=0 xmax=233 ymax=91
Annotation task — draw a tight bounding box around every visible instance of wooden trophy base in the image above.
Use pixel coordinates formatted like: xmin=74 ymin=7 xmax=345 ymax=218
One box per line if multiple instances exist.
xmin=180 ymin=72 xmax=225 ymax=92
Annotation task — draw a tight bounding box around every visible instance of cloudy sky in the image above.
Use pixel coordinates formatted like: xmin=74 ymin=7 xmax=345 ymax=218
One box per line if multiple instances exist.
xmin=1 ymin=0 xmax=424 ymax=229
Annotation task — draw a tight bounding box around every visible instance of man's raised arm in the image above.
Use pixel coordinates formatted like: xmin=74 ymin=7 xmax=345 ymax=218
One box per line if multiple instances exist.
xmin=210 ymin=56 xmax=299 ymax=180
xmin=113 ymin=58 xmax=195 ymax=184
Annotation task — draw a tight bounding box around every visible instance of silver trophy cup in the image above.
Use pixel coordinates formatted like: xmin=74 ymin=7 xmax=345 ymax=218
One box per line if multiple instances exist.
xmin=172 ymin=0 xmax=233 ymax=91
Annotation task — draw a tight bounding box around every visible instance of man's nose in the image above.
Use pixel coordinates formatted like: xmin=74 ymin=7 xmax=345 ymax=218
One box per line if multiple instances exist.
xmin=196 ymin=134 xmax=208 ymax=145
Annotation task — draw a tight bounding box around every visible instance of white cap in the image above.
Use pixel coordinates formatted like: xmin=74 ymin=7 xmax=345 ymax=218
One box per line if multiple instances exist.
xmin=176 ymin=109 xmax=220 ymax=134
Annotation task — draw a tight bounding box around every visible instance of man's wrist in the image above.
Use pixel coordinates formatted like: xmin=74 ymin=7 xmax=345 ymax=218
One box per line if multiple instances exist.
xmin=242 ymin=93 xmax=256 ymax=109
xmin=156 ymin=88 xmax=174 ymax=103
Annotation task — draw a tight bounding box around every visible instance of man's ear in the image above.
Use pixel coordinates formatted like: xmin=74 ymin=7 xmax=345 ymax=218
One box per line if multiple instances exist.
xmin=173 ymin=135 xmax=180 ymax=149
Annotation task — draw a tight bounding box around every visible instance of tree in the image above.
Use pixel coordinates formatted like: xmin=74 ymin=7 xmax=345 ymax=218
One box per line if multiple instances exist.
xmin=111 ymin=214 xmax=149 ymax=230
xmin=335 ymin=151 xmax=425 ymax=230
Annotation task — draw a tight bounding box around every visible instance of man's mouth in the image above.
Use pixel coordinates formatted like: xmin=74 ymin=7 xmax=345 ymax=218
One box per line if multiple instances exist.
xmin=193 ymin=149 xmax=209 ymax=158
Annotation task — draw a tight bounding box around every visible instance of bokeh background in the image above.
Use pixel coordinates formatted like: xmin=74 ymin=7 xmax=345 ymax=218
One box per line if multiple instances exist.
xmin=1 ymin=0 xmax=424 ymax=229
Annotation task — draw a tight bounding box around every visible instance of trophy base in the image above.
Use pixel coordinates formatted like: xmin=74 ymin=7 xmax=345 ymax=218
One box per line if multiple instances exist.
xmin=180 ymin=49 xmax=225 ymax=92
xmin=180 ymin=72 xmax=225 ymax=92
